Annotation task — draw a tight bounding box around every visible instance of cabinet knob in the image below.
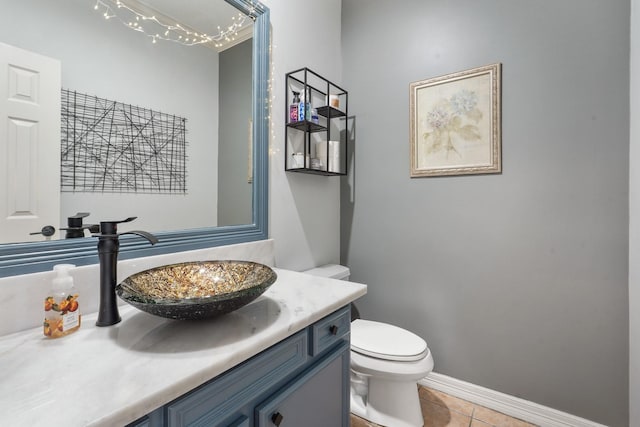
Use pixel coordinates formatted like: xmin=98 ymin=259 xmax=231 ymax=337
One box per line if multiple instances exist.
xmin=329 ymin=325 xmax=339 ymax=335
xmin=271 ymin=411 xmax=284 ymax=426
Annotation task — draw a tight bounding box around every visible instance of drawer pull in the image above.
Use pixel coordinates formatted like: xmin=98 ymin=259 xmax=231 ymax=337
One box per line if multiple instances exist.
xmin=329 ymin=325 xmax=339 ymax=335
xmin=271 ymin=411 xmax=284 ymax=426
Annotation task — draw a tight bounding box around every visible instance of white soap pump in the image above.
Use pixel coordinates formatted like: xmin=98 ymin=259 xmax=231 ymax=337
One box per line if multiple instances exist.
xmin=43 ymin=264 xmax=81 ymax=338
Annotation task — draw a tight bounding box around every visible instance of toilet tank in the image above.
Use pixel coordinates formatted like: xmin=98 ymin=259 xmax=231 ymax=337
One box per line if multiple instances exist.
xmin=303 ymin=264 xmax=350 ymax=281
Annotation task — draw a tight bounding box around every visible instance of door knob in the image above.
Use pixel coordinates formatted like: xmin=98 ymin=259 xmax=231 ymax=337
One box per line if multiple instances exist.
xmin=30 ymin=225 xmax=56 ymax=238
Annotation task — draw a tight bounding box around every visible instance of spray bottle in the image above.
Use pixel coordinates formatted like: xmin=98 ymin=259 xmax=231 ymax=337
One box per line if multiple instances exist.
xmin=290 ymin=91 xmax=301 ymax=122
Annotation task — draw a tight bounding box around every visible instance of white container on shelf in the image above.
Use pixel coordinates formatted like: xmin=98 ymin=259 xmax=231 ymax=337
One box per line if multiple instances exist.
xmin=291 ymin=152 xmax=305 ymax=168
xmin=315 ymin=140 xmax=343 ymax=173
xmin=327 ymin=94 xmax=340 ymax=109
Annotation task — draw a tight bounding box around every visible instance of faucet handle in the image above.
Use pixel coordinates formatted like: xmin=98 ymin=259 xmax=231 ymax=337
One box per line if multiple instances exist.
xmin=98 ymin=217 xmax=138 ymax=236
xmin=60 ymin=212 xmax=98 ymax=238
xmin=67 ymin=212 xmax=90 ymax=227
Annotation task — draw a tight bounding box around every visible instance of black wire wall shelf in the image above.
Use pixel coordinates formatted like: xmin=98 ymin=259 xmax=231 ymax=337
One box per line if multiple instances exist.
xmin=285 ymin=67 xmax=348 ymax=176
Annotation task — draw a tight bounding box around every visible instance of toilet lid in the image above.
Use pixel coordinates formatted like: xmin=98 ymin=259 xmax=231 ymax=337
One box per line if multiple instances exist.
xmin=351 ymin=319 xmax=428 ymax=362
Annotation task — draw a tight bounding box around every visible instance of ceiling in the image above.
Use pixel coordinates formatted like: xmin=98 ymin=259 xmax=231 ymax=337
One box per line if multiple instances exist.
xmin=121 ymin=0 xmax=253 ymax=50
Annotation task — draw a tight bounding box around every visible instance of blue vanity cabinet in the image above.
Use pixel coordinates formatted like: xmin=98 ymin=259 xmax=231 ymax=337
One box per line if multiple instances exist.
xmin=127 ymin=306 xmax=351 ymax=427
xmin=254 ymin=341 xmax=349 ymax=426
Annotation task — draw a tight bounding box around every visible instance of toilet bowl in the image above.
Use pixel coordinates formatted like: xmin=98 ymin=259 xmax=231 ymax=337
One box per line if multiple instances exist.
xmin=303 ymin=265 xmax=434 ymax=427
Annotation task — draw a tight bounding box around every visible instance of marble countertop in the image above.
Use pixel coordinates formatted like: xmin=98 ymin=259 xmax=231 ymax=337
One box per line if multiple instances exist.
xmin=0 ymin=268 xmax=366 ymax=427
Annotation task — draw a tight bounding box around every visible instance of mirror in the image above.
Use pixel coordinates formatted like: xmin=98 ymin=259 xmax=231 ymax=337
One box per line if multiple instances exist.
xmin=0 ymin=0 xmax=270 ymax=277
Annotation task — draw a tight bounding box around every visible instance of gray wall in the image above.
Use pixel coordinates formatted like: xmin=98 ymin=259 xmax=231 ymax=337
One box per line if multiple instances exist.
xmin=266 ymin=0 xmax=343 ymax=271
xmin=341 ymin=1 xmax=629 ymax=425
xmin=219 ymin=39 xmax=253 ymax=226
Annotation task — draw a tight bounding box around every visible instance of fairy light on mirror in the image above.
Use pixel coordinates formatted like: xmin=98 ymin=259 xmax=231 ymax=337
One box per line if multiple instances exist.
xmin=268 ymin=42 xmax=278 ymax=157
xmin=93 ymin=0 xmax=255 ymax=48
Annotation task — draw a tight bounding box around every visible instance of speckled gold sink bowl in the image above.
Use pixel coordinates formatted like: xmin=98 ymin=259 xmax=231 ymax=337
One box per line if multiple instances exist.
xmin=116 ymin=261 xmax=277 ymax=320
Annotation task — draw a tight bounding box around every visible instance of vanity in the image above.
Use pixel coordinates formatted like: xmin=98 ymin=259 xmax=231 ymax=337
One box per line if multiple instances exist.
xmin=0 ymin=268 xmax=366 ymax=426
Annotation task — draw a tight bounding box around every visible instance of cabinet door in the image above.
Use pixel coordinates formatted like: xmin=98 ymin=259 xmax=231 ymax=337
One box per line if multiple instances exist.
xmin=166 ymin=331 xmax=308 ymax=427
xmin=126 ymin=407 xmax=163 ymax=427
xmin=255 ymin=341 xmax=350 ymax=427
xmin=227 ymin=415 xmax=250 ymax=427
xmin=127 ymin=416 xmax=151 ymax=427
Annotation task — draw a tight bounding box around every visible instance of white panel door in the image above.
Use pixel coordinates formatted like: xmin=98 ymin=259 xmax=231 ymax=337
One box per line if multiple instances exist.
xmin=0 ymin=42 xmax=61 ymax=243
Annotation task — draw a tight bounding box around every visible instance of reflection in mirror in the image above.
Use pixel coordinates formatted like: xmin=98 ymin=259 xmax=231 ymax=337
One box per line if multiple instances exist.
xmin=0 ymin=0 xmax=270 ymax=276
xmin=218 ymin=37 xmax=253 ymax=227
xmin=0 ymin=0 xmax=253 ymax=244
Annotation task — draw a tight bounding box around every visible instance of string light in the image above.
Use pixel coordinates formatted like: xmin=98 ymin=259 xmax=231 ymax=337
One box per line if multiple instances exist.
xmin=268 ymin=42 xmax=278 ymax=158
xmin=93 ymin=0 xmax=256 ymax=48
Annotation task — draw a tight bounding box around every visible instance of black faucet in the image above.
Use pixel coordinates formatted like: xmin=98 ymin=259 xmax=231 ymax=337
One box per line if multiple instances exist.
xmin=61 ymin=212 xmax=99 ymax=239
xmin=95 ymin=217 xmax=158 ymax=327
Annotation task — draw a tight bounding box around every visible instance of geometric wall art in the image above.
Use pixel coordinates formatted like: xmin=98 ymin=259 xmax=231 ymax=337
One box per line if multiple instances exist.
xmin=60 ymin=89 xmax=187 ymax=193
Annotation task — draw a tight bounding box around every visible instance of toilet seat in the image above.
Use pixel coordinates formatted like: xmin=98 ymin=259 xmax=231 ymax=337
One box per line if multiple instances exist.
xmin=351 ymin=319 xmax=428 ymax=362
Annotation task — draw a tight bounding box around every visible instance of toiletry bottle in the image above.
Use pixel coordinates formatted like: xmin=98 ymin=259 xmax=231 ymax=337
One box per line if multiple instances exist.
xmin=44 ymin=264 xmax=81 ymax=338
xmin=298 ymin=91 xmax=306 ymax=122
xmin=298 ymin=90 xmax=311 ymax=121
xmin=290 ymin=91 xmax=300 ymax=123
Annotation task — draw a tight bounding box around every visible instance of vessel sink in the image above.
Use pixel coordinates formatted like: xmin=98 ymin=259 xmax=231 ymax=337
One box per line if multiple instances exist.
xmin=116 ymin=260 xmax=277 ymax=320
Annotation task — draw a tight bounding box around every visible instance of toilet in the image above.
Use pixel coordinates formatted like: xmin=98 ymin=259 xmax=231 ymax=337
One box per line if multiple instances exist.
xmin=303 ymin=264 xmax=434 ymax=427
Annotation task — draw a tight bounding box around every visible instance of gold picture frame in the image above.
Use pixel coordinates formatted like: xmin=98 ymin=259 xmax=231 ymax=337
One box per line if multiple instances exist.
xmin=410 ymin=63 xmax=501 ymax=177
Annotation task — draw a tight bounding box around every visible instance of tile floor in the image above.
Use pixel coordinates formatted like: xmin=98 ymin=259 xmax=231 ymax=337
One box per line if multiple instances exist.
xmin=350 ymin=385 xmax=538 ymax=427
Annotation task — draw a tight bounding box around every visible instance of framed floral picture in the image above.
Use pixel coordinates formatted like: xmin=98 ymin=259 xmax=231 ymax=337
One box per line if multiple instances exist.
xmin=409 ymin=63 xmax=501 ymax=177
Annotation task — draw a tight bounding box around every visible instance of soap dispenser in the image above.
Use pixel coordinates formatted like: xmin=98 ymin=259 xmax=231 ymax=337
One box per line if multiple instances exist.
xmin=43 ymin=264 xmax=81 ymax=338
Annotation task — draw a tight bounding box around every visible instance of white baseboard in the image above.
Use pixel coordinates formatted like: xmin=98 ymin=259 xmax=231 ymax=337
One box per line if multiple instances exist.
xmin=419 ymin=372 xmax=608 ymax=427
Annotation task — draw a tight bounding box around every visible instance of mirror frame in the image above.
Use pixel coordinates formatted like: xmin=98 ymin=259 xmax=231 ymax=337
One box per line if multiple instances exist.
xmin=0 ymin=0 xmax=270 ymax=278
